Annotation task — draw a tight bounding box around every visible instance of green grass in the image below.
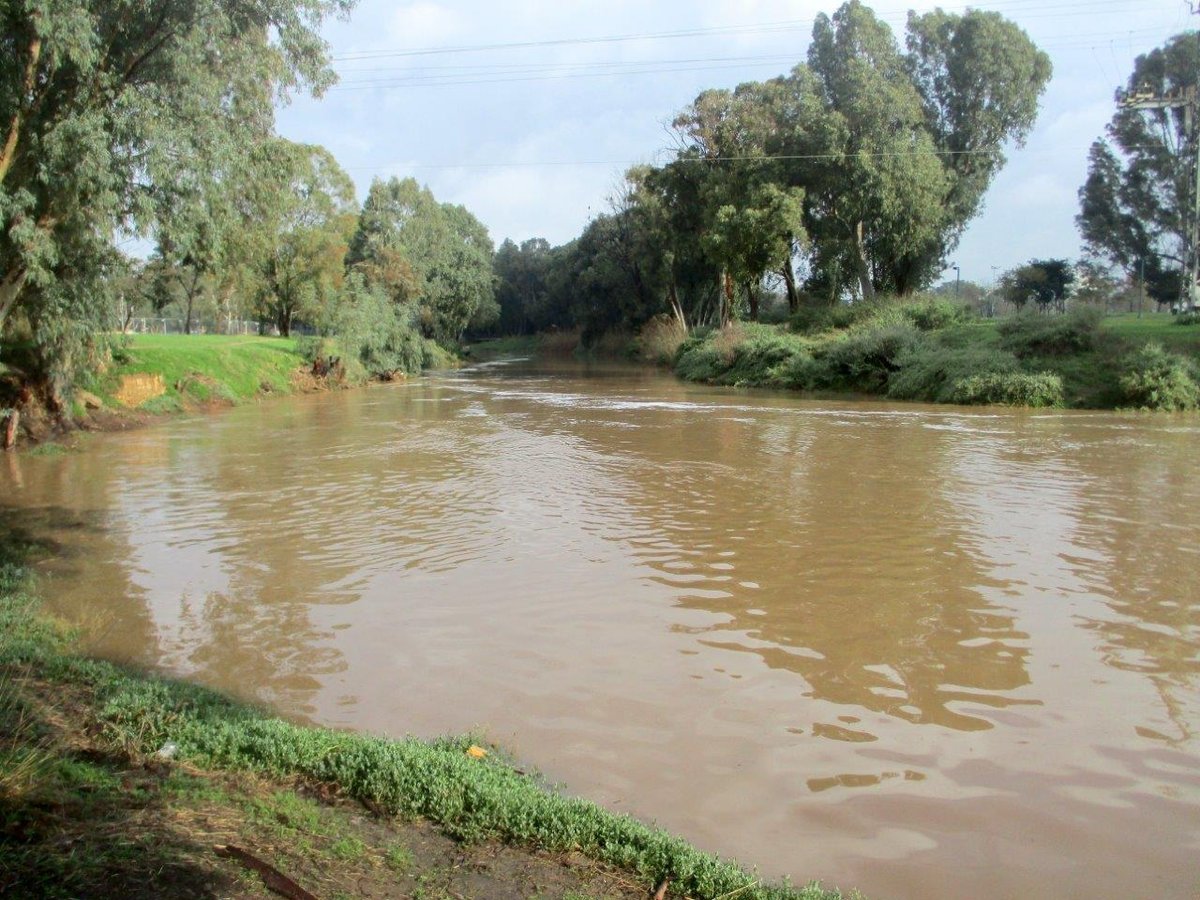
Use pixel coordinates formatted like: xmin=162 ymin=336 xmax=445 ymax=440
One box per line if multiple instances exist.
xmin=0 ymin=548 xmax=850 ymax=900
xmin=385 ymin=842 xmax=415 ymax=873
xmin=1102 ymin=312 xmax=1200 ymax=352
xmin=86 ymin=334 xmax=305 ymax=410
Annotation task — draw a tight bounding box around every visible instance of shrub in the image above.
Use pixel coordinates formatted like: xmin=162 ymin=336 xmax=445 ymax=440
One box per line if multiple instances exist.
xmin=997 ymin=307 xmax=1103 ymax=356
xmin=674 ymin=334 xmax=729 ymax=383
xmin=674 ymin=325 xmax=817 ymax=388
xmin=817 ymin=323 xmax=927 ymax=392
xmin=319 ymin=275 xmax=430 ymax=379
xmin=1118 ymin=342 xmax=1200 ymax=410
xmin=887 ymin=345 xmax=1020 ymax=402
xmin=948 ymin=371 xmax=1064 ymax=407
xmin=1173 ymin=311 xmax=1200 ymax=326
xmin=899 ymin=297 xmax=973 ymax=331
xmin=635 ymin=315 xmax=688 ymax=365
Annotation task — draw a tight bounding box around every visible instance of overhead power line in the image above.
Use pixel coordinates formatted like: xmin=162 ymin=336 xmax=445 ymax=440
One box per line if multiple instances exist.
xmin=345 ymin=144 xmax=1161 ymax=174
xmin=331 ymin=0 xmax=1149 ymax=63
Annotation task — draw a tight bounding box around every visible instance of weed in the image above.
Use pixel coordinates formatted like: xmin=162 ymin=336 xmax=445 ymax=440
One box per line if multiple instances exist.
xmin=998 ymin=307 xmax=1103 ymax=356
xmin=329 ymin=835 xmax=367 ymax=861
xmin=385 ymin=842 xmax=415 ymax=873
xmin=948 ymin=371 xmax=1065 ymax=407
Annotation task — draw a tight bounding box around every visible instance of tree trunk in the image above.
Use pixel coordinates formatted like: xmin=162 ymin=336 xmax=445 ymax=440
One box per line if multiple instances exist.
xmin=781 ymin=257 xmax=799 ymax=314
xmin=853 ymin=221 xmax=875 ymax=302
xmin=667 ymin=281 xmax=687 ymax=329
xmin=721 ymin=271 xmax=734 ymax=328
xmin=0 ymin=266 xmax=29 ymax=332
xmin=746 ymin=282 xmax=758 ymax=322
xmin=0 ymin=34 xmax=42 ymax=187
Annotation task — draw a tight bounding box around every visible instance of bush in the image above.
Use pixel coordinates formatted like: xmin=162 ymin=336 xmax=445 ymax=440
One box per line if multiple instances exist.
xmin=998 ymin=307 xmax=1103 ymax=356
xmin=635 ymin=316 xmax=688 ymax=365
xmin=790 ymin=296 xmax=971 ymax=335
xmin=817 ymin=323 xmax=927 ymax=392
xmin=674 ymin=325 xmax=817 ymax=388
xmin=887 ymin=345 xmax=1020 ymax=402
xmin=674 ymin=333 xmax=729 ymax=383
xmin=899 ymin=297 xmax=973 ymax=331
xmin=319 ymin=275 xmax=432 ymax=379
xmin=1118 ymin=342 xmax=1200 ymax=410
xmin=1173 ymin=311 xmax=1200 ymax=326
xmin=948 ymin=371 xmax=1064 ymax=407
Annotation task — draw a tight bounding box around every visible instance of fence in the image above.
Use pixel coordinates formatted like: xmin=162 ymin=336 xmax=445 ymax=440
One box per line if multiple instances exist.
xmin=124 ymin=318 xmax=289 ymax=336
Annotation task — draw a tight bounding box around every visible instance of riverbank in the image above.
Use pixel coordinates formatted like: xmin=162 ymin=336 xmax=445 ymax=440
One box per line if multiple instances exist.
xmin=477 ymin=305 xmax=1200 ymax=411
xmin=1 ymin=332 xmax=458 ymax=452
xmin=0 ymin=536 xmax=853 ymax=900
xmin=669 ymin=307 xmax=1200 ymax=410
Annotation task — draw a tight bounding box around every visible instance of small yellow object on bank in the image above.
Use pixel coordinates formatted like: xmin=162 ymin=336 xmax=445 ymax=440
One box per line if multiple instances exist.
xmin=466 ymin=745 xmax=488 ymax=759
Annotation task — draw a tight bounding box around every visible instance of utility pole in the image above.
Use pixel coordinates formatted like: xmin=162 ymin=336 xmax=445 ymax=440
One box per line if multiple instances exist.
xmin=1120 ymin=82 xmax=1200 ymax=309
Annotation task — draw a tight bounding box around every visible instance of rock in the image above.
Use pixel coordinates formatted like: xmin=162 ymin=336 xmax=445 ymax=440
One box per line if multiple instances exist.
xmin=155 ymin=741 xmax=179 ymax=760
xmin=77 ymin=390 xmax=104 ymax=410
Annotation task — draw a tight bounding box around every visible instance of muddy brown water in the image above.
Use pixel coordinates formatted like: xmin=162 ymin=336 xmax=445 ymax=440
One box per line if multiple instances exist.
xmin=4 ymin=357 xmax=1199 ymax=899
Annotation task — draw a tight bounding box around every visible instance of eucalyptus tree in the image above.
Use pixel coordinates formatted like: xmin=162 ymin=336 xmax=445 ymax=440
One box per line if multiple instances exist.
xmin=0 ymin=0 xmax=352 ymax=397
xmin=492 ymin=238 xmax=554 ymax=335
xmin=902 ymin=6 xmax=1052 ymax=288
xmin=662 ymin=1 xmax=1050 ymax=304
xmin=671 ymin=83 xmax=806 ymax=320
xmin=244 ymin=140 xmax=358 ymax=336
xmin=347 ymin=178 xmax=496 ymax=345
xmin=1077 ymin=31 xmax=1199 ymax=306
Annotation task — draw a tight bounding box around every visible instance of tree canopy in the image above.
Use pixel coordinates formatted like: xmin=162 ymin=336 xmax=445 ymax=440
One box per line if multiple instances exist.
xmin=1077 ymin=31 xmax=1197 ymax=306
xmin=0 ymin=0 xmax=352 ymax=395
xmin=347 ymin=177 xmax=496 ymax=344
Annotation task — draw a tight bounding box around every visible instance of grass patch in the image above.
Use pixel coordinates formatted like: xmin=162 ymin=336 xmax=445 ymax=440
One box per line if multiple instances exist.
xmin=80 ymin=334 xmax=306 ymax=411
xmin=0 ymin=541 xmax=850 ymax=900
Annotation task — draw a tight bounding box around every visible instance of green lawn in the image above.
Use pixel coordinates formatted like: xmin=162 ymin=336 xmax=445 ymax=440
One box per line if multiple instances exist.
xmin=87 ymin=333 xmax=305 ymax=411
xmin=1102 ymin=312 xmax=1200 ymax=352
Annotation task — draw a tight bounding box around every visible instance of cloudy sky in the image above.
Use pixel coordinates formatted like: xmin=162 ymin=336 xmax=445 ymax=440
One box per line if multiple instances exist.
xmin=276 ymin=0 xmax=1191 ymax=285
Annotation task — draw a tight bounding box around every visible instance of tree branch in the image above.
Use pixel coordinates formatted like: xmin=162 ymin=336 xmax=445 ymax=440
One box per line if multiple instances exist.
xmin=0 ymin=30 xmax=44 ymax=186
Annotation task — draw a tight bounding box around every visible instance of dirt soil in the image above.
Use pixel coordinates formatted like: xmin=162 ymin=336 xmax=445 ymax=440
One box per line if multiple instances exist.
xmin=0 ymin=670 xmax=648 ymax=900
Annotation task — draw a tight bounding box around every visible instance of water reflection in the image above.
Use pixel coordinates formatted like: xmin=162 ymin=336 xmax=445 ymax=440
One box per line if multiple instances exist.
xmin=2 ymin=361 xmax=1198 ymax=900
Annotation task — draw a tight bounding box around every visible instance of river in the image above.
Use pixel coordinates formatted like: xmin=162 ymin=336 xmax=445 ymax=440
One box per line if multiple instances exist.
xmin=3 ymin=357 xmax=1198 ymax=899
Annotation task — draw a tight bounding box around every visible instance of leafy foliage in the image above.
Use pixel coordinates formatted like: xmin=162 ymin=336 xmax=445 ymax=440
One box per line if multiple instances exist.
xmin=1118 ymin=342 xmax=1200 ymax=410
xmin=0 ymin=0 xmax=353 ymax=401
xmin=1078 ymin=31 xmax=1198 ymax=305
xmin=947 ymin=371 xmax=1064 ymax=407
xmin=886 ymin=344 xmax=1019 ymax=401
xmin=999 ymin=259 xmax=1075 ymax=311
xmin=346 ymin=178 xmax=496 ymax=346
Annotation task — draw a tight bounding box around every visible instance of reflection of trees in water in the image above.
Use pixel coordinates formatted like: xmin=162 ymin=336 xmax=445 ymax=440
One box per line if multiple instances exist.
xmin=1 ymin=447 xmax=163 ymax=670
xmin=550 ymin=406 xmax=1033 ymax=732
xmin=1062 ymin=441 xmax=1200 ymax=746
xmin=130 ymin=384 xmax=506 ymax=716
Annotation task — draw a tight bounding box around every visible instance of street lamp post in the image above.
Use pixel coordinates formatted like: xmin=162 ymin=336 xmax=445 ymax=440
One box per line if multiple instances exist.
xmin=952 ymin=263 xmax=961 ymax=301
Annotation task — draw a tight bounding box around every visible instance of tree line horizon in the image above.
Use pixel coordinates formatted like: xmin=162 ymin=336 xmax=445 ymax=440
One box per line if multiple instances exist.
xmin=0 ymin=1 xmax=1193 ymax=407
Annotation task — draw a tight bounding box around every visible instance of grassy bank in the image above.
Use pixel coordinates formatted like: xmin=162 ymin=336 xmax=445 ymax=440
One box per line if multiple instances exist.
xmin=84 ymin=334 xmax=308 ymax=414
xmin=660 ymin=304 xmax=1200 ymax=410
xmin=2 ymin=330 xmax=459 ymax=449
xmin=0 ymin=534 xmax=852 ymax=900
